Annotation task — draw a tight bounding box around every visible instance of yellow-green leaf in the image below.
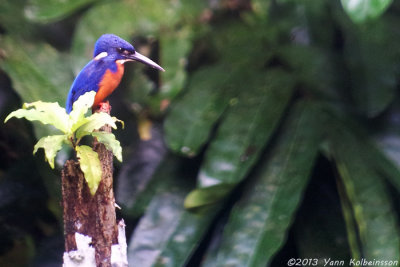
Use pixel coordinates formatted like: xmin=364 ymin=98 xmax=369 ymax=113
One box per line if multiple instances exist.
xmin=76 ymin=145 xmax=102 ymax=195
xmin=33 ymin=135 xmax=68 ymax=168
xmin=75 ymin=112 xmax=122 ymax=139
xmin=91 ymin=132 xmax=122 ymax=162
xmin=69 ymin=91 xmax=96 ymax=132
xmin=5 ymin=101 xmax=69 ymax=133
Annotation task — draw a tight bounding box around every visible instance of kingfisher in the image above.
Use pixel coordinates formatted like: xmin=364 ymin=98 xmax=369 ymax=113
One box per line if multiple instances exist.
xmin=66 ymin=34 xmax=164 ymax=113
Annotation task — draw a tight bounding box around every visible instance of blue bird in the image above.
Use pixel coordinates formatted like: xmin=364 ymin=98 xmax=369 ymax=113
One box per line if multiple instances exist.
xmin=66 ymin=34 xmax=164 ymax=113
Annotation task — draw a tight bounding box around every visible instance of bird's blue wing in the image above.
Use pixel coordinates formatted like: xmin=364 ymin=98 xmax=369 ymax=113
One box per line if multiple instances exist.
xmin=66 ymin=59 xmax=114 ymax=113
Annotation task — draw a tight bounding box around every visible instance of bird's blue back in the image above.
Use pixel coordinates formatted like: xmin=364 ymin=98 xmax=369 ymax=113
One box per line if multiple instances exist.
xmin=66 ymin=57 xmax=118 ymax=113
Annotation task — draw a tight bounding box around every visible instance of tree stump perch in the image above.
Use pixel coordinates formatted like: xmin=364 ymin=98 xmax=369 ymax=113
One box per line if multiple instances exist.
xmin=62 ymin=103 xmax=126 ymax=267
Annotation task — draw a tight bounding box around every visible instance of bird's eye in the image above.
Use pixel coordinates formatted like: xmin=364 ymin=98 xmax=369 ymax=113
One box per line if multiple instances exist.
xmin=117 ymin=47 xmax=131 ymax=55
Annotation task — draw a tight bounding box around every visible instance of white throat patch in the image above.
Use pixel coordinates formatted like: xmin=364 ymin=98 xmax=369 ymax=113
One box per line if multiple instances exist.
xmin=116 ymin=59 xmax=130 ymax=64
xmin=94 ymin=52 xmax=108 ymax=60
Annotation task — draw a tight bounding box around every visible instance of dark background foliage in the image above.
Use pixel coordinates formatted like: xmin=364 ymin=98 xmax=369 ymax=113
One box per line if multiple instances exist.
xmin=1 ymin=0 xmax=400 ymax=266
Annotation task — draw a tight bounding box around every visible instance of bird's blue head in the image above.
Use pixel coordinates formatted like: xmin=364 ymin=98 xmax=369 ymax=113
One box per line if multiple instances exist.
xmin=93 ymin=34 xmax=164 ymax=71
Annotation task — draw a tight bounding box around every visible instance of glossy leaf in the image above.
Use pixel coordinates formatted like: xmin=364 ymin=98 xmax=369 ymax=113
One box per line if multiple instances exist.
xmin=0 ymin=36 xmax=69 ymax=104
xmin=336 ymin=176 xmax=362 ymax=260
xmin=164 ymin=65 xmax=233 ymax=156
xmin=127 ymin=155 xmax=220 ymax=267
xmin=276 ymin=45 xmax=343 ymax=100
xmin=341 ymin=0 xmax=392 ymax=23
xmin=0 ymin=0 xmax=34 ymax=35
xmin=339 ymin=13 xmax=398 ymax=117
xmin=116 ymin=124 xmax=168 ymax=218
xmin=203 ymin=101 xmax=323 ymax=267
xmin=91 ymin=132 xmax=122 ymax=162
xmin=184 ymin=184 xmax=233 ymax=209
xmin=371 ymin=104 xmax=400 ymax=192
xmin=76 ymin=145 xmax=102 ymax=195
xmin=33 ymin=135 xmax=68 ymax=168
xmin=329 ymin=123 xmax=400 ymax=259
xmin=75 ymin=112 xmax=121 ymax=139
xmin=5 ymin=101 xmax=69 ymax=133
xmin=198 ymin=69 xmax=294 ymax=188
xmin=25 ymin=0 xmax=96 ymax=22
xmin=0 ymin=36 xmax=71 ymax=137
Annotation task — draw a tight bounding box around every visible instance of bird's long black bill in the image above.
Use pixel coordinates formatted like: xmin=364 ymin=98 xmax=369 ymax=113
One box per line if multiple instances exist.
xmin=129 ymin=51 xmax=165 ymax=72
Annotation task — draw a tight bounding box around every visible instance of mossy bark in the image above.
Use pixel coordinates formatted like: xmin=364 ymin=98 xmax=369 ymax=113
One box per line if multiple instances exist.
xmin=62 ymin=103 xmax=118 ymax=267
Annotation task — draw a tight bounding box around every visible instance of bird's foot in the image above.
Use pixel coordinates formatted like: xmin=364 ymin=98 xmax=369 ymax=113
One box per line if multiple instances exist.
xmin=93 ymin=101 xmax=111 ymax=113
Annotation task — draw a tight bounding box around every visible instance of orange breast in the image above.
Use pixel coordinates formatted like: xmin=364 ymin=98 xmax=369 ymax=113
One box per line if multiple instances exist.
xmin=94 ymin=62 xmax=125 ymax=107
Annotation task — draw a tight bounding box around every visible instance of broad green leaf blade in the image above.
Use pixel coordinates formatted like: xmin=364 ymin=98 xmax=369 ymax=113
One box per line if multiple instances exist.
xmin=76 ymin=145 xmax=102 ymax=195
xmin=0 ymin=36 xmax=69 ymax=104
xmin=33 ymin=135 xmax=68 ymax=168
xmin=91 ymin=132 xmax=122 ymax=162
xmin=341 ymin=0 xmax=392 ymax=23
xmin=25 ymin=0 xmax=96 ymax=22
xmin=198 ymin=69 xmax=294 ymax=188
xmin=75 ymin=112 xmax=120 ymax=139
xmin=129 ymin=194 xmax=220 ymax=267
xmin=329 ymin=124 xmax=400 ymax=260
xmin=164 ymin=65 xmax=232 ymax=156
xmin=69 ymin=91 xmax=96 ymax=132
xmin=116 ymin=142 xmax=169 ymax=219
xmin=0 ymin=0 xmax=34 ymax=35
xmin=336 ymin=176 xmax=362 ymax=261
xmin=184 ymin=184 xmax=233 ymax=209
xmin=0 ymin=36 xmax=71 ymax=137
xmin=276 ymin=45 xmax=343 ymax=100
xmin=5 ymin=101 xmax=69 ymax=133
xmin=127 ymin=155 xmax=221 ymax=267
xmin=341 ymin=19 xmax=398 ymax=117
xmin=202 ymin=101 xmax=322 ymax=267
xmin=325 ymin=107 xmax=400 ymax=193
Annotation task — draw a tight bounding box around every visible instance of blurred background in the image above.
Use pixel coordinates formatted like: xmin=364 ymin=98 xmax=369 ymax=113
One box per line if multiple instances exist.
xmin=1 ymin=0 xmax=400 ymax=266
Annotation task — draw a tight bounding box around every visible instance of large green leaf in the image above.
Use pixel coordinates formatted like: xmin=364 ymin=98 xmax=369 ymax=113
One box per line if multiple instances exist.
xmin=329 ymin=123 xmax=400 ymax=260
xmin=336 ymin=175 xmax=362 ymax=261
xmin=127 ymin=156 xmax=221 ymax=267
xmin=276 ymin=45 xmax=343 ymax=100
xmin=371 ymin=112 xmax=400 ymax=192
xmin=116 ymin=124 xmax=168 ymax=218
xmin=338 ymin=14 xmax=399 ymax=117
xmin=0 ymin=36 xmax=70 ymax=104
xmin=341 ymin=0 xmax=393 ymax=23
xmin=164 ymin=65 xmax=233 ymax=156
xmin=25 ymin=0 xmax=96 ymax=22
xmin=0 ymin=36 xmax=72 ymax=137
xmin=91 ymin=132 xmax=122 ymax=162
xmin=202 ymin=101 xmax=323 ymax=267
xmin=33 ymin=135 xmax=67 ymax=168
xmin=75 ymin=112 xmax=121 ymax=139
xmin=0 ymin=0 xmax=34 ymax=36
xmin=5 ymin=101 xmax=69 ymax=133
xmin=325 ymin=108 xmax=400 ymax=193
xmin=76 ymin=145 xmax=102 ymax=195
xmin=198 ymin=69 xmax=294 ymax=188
